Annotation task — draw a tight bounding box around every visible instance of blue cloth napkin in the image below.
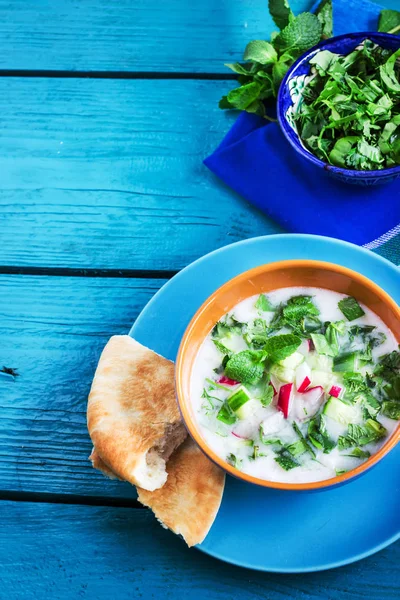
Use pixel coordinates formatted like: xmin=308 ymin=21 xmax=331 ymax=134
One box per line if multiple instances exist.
xmin=204 ymin=0 xmax=400 ymax=259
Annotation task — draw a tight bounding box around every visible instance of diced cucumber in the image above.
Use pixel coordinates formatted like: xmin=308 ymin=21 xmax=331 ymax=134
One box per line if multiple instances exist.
xmin=307 ymin=353 xmax=333 ymax=372
xmin=227 ymin=386 xmax=251 ymax=412
xmin=311 ymin=369 xmax=334 ymax=389
xmin=235 ymin=438 xmax=254 ymax=447
xmin=270 ymin=364 xmax=295 ymax=383
xmin=236 ymin=398 xmax=260 ymax=420
xmin=278 ymin=351 xmax=304 ymax=370
xmin=323 ymin=396 xmax=359 ymax=425
xmin=333 ymin=352 xmax=358 ymax=373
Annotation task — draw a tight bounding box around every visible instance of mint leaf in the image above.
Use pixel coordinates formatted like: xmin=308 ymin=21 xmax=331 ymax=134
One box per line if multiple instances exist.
xmin=255 ymin=294 xmax=274 ymax=312
xmin=274 ymin=13 xmax=322 ymax=53
xmin=378 ymin=9 xmax=400 ymax=34
xmin=338 ymin=297 xmax=365 ymax=321
xmin=224 ymin=62 xmax=253 ymax=75
xmin=225 ymin=350 xmax=265 ymax=385
xmin=263 ymin=333 xmax=301 ymax=362
xmin=268 ymin=0 xmax=294 ymax=30
xmin=227 ymin=82 xmax=262 ymax=110
xmin=315 ymin=0 xmax=333 ymax=39
xmin=243 ymin=40 xmax=278 ymax=65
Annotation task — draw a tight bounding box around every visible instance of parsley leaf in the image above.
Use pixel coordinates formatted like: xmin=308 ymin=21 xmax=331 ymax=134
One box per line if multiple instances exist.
xmin=274 ymin=453 xmax=299 ymax=471
xmin=381 ymin=401 xmax=400 ymax=420
xmin=315 ymin=0 xmax=333 ymax=39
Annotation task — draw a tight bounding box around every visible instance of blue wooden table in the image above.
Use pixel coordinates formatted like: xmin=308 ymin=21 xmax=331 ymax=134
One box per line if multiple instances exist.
xmin=1 ymin=1 xmax=399 ymax=597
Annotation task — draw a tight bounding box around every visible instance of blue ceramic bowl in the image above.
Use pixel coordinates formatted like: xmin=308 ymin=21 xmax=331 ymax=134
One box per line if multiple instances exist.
xmin=277 ymin=32 xmax=400 ymax=186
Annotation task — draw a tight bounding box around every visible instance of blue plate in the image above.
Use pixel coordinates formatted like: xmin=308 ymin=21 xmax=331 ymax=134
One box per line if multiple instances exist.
xmin=131 ymin=234 xmax=400 ymax=572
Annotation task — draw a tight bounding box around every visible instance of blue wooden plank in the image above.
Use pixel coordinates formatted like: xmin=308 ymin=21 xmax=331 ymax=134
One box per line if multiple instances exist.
xmin=0 ymin=274 xmax=165 ymax=499
xmin=0 ymin=500 xmax=398 ymax=599
xmin=0 ymin=77 xmax=282 ymax=270
xmin=0 ymin=0 xmax=313 ymax=72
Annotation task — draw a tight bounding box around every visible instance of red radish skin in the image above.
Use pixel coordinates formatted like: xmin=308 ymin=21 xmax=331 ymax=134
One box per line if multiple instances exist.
xmin=329 ymin=385 xmax=342 ymax=398
xmin=278 ymin=383 xmax=293 ymax=418
xmin=308 ymin=339 xmax=315 ymax=352
xmin=269 ymin=381 xmax=277 ymax=396
xmin=219 ymin=376 xmax=239 ymax=386
xmin=232 ymin=432 xmax=246 ymax=439
xmin=297 ymin=376 xmax=311 ymax=393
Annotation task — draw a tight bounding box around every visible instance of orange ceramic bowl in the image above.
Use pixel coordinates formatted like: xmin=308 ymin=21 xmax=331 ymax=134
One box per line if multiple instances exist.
xmin=176 ymin=259 xmax=400 ymax=491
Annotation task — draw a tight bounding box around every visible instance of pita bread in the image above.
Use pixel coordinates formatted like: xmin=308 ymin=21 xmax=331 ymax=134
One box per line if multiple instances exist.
xmin=87 ymin=335 xmax=187 ymax=491
xmin=89 ymin=447 xmax=121 ymax=480
xmin=139 ymin=437 xmax=225 ymax=546
xmin=90 ymin=440 xmax=225 ymax=546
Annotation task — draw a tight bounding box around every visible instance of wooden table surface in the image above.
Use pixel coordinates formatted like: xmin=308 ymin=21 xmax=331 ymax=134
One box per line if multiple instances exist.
xmin=1 ymin=1 xmax=399 ymax=598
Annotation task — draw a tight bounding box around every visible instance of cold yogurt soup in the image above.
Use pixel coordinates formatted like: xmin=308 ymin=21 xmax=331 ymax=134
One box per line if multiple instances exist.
xmin=191 ymin=287 xmax=400 ymax=483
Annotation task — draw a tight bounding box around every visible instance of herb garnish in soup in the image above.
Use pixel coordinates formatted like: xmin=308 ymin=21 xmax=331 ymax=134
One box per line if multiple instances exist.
xmin=191 ymin=287 xmax=400 ymax=483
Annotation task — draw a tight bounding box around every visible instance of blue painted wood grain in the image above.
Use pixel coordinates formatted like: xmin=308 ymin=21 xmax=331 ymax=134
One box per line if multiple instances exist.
xmin=0 ymin=500 xmax=398 ymax=599
xmin=0 ymin=0 xmax=313 ymax=72
xmin=0 ymin=275 xmax=163 ymax=499
xmin=0 ymin=77 xmax=282 ymax=270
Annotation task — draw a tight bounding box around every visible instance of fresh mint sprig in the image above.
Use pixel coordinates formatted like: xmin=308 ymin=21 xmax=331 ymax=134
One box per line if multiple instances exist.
xmin=219 ymin=0 xmax=400 ymax=120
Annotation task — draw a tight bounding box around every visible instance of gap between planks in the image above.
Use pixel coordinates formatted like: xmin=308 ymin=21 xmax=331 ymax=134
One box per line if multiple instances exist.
xmin=0 ymin=490 xmax=143 ymax=509
xmin=0 ymin=69 xmax=236 ymax=80
xmin=0 ymin=266 xmax=178 ymax=279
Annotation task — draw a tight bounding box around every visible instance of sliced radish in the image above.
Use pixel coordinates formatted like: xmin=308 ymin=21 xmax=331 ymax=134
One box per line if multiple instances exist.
xmin=218 ymin=376 xmax=239 ymax=386
xmin=296 ymin=362 xmax=312 ymax=392
xmin=329 ymin=385 xmax=343 ymax=398
xmin=299 ymin=339 xmax=310 ymax=354
xmin=232 ymin=431 xmax=246 ymax=439
xmin=308 ymin=338 xmax=315 ymax=352
xmin=277 ymin=383 xmax=293 ymax=419
xmin=303 ymin=385 xmax=324 ymax=401
xmin=297 ymin=376 xmax=311 ymax=393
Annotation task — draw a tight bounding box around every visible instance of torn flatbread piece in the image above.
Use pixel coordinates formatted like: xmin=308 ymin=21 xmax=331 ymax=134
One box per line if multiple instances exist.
xmin=137 ymin=437 xmax=225 ymax=547
xmin=87 ymin=335 xmax=187 ymax=491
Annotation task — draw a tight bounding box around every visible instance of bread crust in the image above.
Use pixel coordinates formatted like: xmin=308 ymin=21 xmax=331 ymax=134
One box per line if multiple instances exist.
xmin=87 ymin=335 xmax=186 ymax=491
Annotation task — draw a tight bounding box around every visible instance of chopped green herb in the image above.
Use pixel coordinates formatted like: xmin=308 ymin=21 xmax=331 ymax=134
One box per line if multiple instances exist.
xmin=308 ymin=415 xmax=335 ymax=453
xmin=205 ymin=378 xmax=231 ymax=391
xmin=225 ymin=350 xmax=266 ymax=385
xmin=338 ymin=297 xmax=365 ymax=322
xmin=213 ymin=340 xmax=233 ymax=357
xmin=226 ymin=453 xmax=242 ymax=469
xmin=255 ymin=294 xmax=274 ymax=312
xmin=378 ymin=9 xmax=400 ymax=34
xmin=274 ymin=453 xmax=299 ymax=471
xmin=335 ymin=469 xmax=348 ymax=476
xmin=338 ymin=419 xmax=387 ymax=449
xmin=292 ymin=421 xmax=316 ymax=458
xmin=259 ymin=381 xmax=275 ymax=407
xmin=264 ymin=333 xmax=302 ymax=362
xmin=286 ymin=439 xmax=308 ymax=457
xmin=244 ymin=318 xmax=269 ymax=348
xmin=345 ymin=448 xmax=371 ymax=459
xmin=311 ymin=333 xmax=336 ymax=357
xmin=381 ymin=401 xmax=400 ymax=420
